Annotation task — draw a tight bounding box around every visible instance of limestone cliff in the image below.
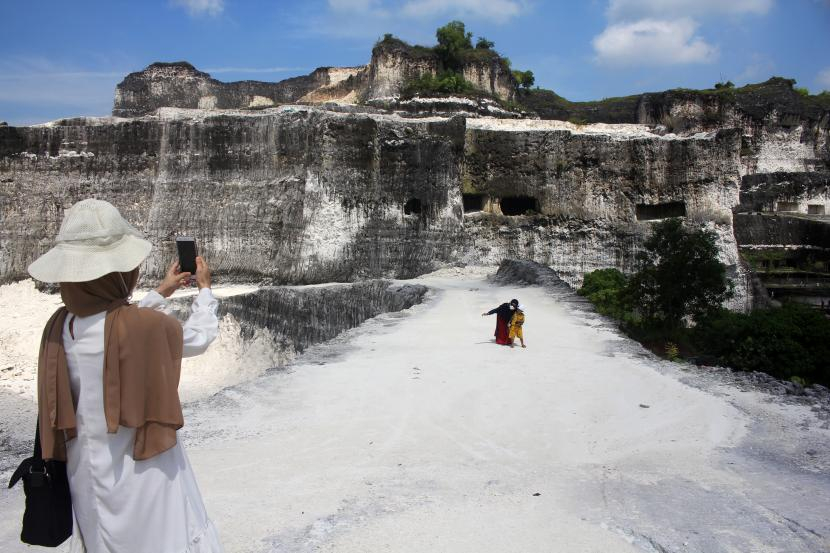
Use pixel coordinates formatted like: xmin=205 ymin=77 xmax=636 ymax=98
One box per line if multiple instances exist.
xmin=113 ymin=62 xmax=363 ymax=117
xmin=0 ymin=108 xmax=466 ymax=284
xmin=113 ymin=41 xmax=516 ymax=118
xmin=0 ymin=108 xmax=754 ymax=309
xmin=7 ymin=56 xmax=830 ymax=313
xmin=522 ymin=78 xmax=830 ymax=176
xmin=459 ymin=119 xmax=748 ymax=306
xmin=359 ymin=38 xmax=515 ymax=102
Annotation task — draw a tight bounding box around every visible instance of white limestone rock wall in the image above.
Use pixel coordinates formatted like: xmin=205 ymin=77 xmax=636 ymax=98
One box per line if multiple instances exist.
xmin=0 ymin=108 xmax=466 ymax=285
xmin=461 ymin=61 xmax=515 ymax=102
xmin=461 ymin=119 xmax=749 ymax=307
xmin=359 ymin=49 xmax=438 ymax=100
xmin=0 ymin=109 xmax=760 ymax=310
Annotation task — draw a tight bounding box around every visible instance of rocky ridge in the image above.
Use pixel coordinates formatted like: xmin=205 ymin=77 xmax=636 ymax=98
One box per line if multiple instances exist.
xmin=113 ymin=39 xmax=517 ymax=118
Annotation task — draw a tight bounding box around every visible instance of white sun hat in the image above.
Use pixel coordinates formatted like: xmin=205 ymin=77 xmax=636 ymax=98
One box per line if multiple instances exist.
xmin=27 ymin=199 xmax=152 ymax=283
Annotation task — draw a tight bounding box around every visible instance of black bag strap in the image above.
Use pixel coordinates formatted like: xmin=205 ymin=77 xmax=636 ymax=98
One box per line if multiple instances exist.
xmin=32 ymin=420 xmax=45 ymax=470
xmin=7 ymin=419 xmax=43 ymax=489
xmin=34 ymin=420 xmax=41 ymax=457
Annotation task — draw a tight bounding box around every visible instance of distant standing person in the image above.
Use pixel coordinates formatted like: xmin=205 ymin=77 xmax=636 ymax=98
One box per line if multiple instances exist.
xmin=26 ymin=199 xmax=223 ymax=553
xmin=482 ymin=298 xmax=518 ymax=345
xmin=509 ymin=304 xmax=526 ymax=348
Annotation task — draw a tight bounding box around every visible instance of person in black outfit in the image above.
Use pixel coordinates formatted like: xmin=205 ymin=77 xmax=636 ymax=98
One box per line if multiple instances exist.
xmin=482 ymin=298 xmax=518 ymax=345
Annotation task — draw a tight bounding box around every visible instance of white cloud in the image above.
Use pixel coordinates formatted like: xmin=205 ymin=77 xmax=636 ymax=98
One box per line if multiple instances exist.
xmin=593 ymin=18 xmax=718 ymax=66
xmin=326 ymin=0 xmax=525 ymax=22
xmin=818 ymin=68 xmax=830 ymax=90
xmin=591 ymin=0 xmax=769 ymax=67
xmin=328 ymin=0 xmax=386 ymax=11
xmin=606 ymin=0 xmax=773 ymax=21
xmin=401 ymin=0 xmax=524 ymax=21
xmin=172 ymin=0 xmax=224 ymax=17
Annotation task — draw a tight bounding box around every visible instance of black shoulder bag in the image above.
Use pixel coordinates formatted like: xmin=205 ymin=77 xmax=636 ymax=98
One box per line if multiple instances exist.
xmin=7 ymin=421 xmax=73 ymax=546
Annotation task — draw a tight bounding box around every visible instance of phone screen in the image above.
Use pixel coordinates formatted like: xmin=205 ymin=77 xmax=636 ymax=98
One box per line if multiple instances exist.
xmin=176 ymin=237 xmax=198 ymax=274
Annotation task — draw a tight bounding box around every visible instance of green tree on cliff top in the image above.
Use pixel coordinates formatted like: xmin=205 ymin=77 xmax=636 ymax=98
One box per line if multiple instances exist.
xmin=436 ymin=20 xmax=473 ymax=71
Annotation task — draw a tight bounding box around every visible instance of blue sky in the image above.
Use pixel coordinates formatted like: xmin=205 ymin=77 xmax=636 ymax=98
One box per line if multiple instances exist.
xmin=1 ymin=0 xmax=829 ymax=125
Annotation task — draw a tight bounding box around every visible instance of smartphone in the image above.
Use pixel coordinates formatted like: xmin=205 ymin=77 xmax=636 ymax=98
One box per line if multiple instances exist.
xmin=176 ymin=236 xmax=198 ymax=275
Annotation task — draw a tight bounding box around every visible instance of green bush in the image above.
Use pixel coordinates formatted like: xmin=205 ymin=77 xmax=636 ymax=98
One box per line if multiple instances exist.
xmin=475 ymin=37 xmax=494 ymax=49
xmin=795 ymin=86 xmax=810 ymax=97
xmin=578 ymin=268 xmax=630 ymax=320
xmin=512 ymin=70 xmax=535 ymax=90
xmin=403 ymin=71 xmax=475 ymax=96
xmin=694 ymin=304 xmax=830 ymax=385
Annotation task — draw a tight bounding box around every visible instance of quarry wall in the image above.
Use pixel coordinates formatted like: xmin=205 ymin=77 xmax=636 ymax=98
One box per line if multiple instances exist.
xmin=0 ymin=107 xmax=760 ymax=308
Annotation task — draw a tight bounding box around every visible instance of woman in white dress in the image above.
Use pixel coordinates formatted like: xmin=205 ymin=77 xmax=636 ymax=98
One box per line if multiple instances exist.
xmin=27 ymin=199 xmax=224 ymax=553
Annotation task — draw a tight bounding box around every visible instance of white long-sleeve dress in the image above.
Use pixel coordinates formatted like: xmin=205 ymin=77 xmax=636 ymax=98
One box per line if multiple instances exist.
xmin=63 ymin=288 xmax=223 ymax=553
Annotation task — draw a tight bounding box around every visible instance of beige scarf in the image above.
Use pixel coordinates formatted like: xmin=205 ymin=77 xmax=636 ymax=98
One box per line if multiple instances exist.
xmin=38 ymin=270 xmax=185 ymax=461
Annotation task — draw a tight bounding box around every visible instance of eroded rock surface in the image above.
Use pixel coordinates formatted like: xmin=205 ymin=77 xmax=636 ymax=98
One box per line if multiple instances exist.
xmin=113 ymin=40 xmax=517 ymax=118
xmin=0 ymin=108 xmax=757 ymax=308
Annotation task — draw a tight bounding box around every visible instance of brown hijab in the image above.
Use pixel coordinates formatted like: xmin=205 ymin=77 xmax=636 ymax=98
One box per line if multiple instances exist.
xmin=38 ymin=269 xmax=185 ymax=461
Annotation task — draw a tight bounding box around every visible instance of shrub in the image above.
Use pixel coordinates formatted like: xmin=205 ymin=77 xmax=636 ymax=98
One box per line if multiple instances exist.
xmin=579 ymin=223 xmax=828 ymax=385
xmin=578 ymin=268 xmax=630 ymax=320
xmin=512 ymin=70 xmax=535 ymax=90
xmin=403 ymin=71 xmax=475 ymax=96
xmin=694 ymin=304 xmax=830 ymax=385
xmin=475 ymin=37 xmax=494 ymax=49
xmin=795 ymin=86 xmax=810 ymax=97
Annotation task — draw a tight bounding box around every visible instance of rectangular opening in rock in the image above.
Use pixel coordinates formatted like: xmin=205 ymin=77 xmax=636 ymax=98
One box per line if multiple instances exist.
xmin=463 ymin=193 xmax=485 ymax=213
xmin=776 ymin=201 xmax=799 ymax=212
xmin=404 ymin=198 xmax=422 ymax=215
xmin=635 ymin=201 xmax=686 ymax=221
xmin=500 ymin=196 xmax=538 ymax=216
xmin=808 ymin=204 xmax=825 ymax=215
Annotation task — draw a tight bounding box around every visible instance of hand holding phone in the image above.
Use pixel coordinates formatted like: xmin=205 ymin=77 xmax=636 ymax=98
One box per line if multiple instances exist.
xmin=194 ymin=256 xmax=211 ymax=290
xmin=176 ymin=237 xmax=198 ymax=275
xmin=155 ymin=260 xmax=191 ymax=298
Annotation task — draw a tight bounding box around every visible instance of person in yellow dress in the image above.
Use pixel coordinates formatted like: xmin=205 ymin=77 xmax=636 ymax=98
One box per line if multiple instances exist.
xmin=509 ymin=304 xmax=526 ymax=348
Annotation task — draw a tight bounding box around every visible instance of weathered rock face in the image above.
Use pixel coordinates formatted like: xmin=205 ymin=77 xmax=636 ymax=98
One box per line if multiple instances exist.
xmin=358 ymin=45 xmax=438 ymax=100
xmin=220 ymin=281 xmax=427 ymax=353
xmin=0 ymin=108 xmax=465 ymax=284
xmin=460 ymin=120 xmax=746 ymax=305
xmin=732 ymin=172 xmax=830 ymax=307
xmin=524 ymin=79 xmax=830 ymax=177
xmin=358 ymin=40 xmax=516 ymax=102
xmin=734 ymin=213 xmax=830 ymax=247
xmin=461 ymin=60 xmax=515 ymax=103
xmin=0 ymin=109 xmax=756 ymax=309
xmin=737 ymin=171 xmax=830 ymax=214
xmin=113 ymin=43 xmax=518 ymax=118
xmin=113 ymin=62 xmax=361 ymax=117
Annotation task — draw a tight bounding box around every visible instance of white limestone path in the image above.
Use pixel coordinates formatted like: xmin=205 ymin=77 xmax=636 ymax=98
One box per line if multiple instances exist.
xmin=186 ymin=272 xmax=748 ymax=552
xmin=2 ymin=269 xmax=828 ymax=552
